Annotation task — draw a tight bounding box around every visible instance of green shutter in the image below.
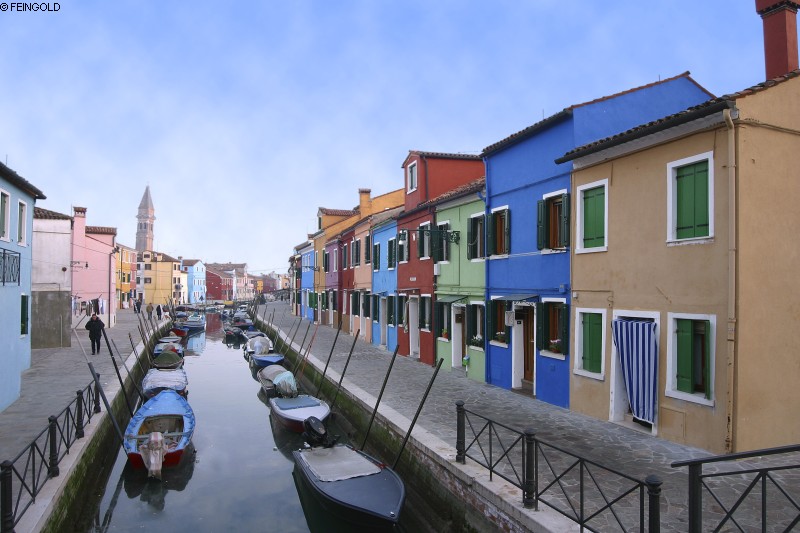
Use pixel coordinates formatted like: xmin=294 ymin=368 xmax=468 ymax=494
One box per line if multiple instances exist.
xmin=536 ymin=200 xmax=546 ymax=250
xmin=365 ymin=236 xmax=371 ymax=263
xmin=582 ymin=313 xmax=601 ymax=372
xmin=487 ymin=213 xmax=496 ymax=255
xmin=676 ymin=161 xmax=709 ymax=239
xmin=535 ymin=302 xmax=545 ymax=350
xmin=559 ymin=304 xmax=569 ymax=355
xmin=503 ymin=211 xmax=510 ymax=254
xmin=703 ymin=320 xmax=711 ymax=399
xmin=444 ymin=223 xmax=451 ymax=261
xmin=417 ymin=228 xmax=424 ymax=258
xmin=583 ymin=186 xmax=605 ymax=248
xmin=20 ymin=294 xmax=29 ymax=335
xmin=559 ymin=193 xmax=570 ymax=248
xmin=432 ymin=226 xmax=441 ymax=262
xmin=467 ymin=218 xmax=475 ymax=259
xmin=676 ymin=319 xmax=693 ymax=393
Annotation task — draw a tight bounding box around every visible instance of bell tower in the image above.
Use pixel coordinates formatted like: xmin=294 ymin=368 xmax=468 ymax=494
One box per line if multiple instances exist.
xmin=135 ymin=186 xmax=155 ymax=251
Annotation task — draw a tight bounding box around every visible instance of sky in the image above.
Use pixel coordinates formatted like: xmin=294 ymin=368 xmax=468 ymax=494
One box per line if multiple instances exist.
xmin=0 ymin=1 xmax=776 ymax=274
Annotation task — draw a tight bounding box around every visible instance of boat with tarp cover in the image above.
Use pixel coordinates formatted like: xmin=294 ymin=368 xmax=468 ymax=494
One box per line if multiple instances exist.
xmin=142 ymin=368 xmax=188 ymax=398
xmin=123 ymin=390 xmax=195 ymax=478
xmin=292 ymin=418 xmax=404 ymax=531
xmin=269 ymin=394 xmax=330 ymax=433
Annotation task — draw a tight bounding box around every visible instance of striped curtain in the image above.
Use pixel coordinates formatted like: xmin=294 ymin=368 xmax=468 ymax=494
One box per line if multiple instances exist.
xmin=612 ymin=319 xmax=658 ymax=424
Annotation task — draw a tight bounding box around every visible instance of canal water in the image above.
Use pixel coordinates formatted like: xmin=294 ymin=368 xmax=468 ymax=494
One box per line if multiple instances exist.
xmin=76 ymin=313 xmax=383 ymax=532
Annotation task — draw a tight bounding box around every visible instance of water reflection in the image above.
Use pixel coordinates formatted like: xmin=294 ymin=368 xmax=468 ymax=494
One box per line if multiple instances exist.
xmin=292 ymin=467 xmax=358 ymax=533
xmin=122 ymin=444 xmax=197 ymax=511
xmin=184 ymin=332 xmax=206 ymax=355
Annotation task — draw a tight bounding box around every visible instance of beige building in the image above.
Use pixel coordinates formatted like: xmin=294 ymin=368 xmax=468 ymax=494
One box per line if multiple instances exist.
xmin=561 ymin=70 xmax=800 ymax=453
xmin=139 ymin=250 xmax=181 ymax=306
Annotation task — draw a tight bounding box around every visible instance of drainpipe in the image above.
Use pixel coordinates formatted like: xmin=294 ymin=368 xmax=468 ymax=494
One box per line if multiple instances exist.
xmin=723 ymin=107 xmax=738 ymax=453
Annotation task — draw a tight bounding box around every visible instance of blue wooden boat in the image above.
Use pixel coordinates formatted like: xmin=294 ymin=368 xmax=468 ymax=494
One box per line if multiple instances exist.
xmin=251 ymin=353 xmax=285 ymax=368
xmin=123 ymin=390 xmax=195 ymax=478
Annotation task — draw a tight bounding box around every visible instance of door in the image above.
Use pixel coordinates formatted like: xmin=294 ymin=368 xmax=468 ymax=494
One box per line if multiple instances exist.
xmin=409 ymin=297 xmax=420 ymax=356
xmin=523 ymin=307 xmax=535 ymax=383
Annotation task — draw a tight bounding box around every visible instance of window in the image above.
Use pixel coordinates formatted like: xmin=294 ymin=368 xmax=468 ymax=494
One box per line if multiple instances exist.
xmin=436 ymin=301 xmax=450 ymax=337
xmin=398 ymin=230 xmax=408 ymax=262
xmin=489 ymin=208 xmax=510 ymax=255
xmin=407 ymin=162 xmax=418 ymax=192
xmin=20 ymin=294 xmax=29 ymax=335
xmin=17 ymin=201 xmax=27 ymax=245
xmin=372 ymin=295 xmax=380 ymax=322
xmin=144 ymin=263 xmax=152 ymax=270
xmin=353 ymin=239 xmax=361 ymax=266
xmin=574 ymin=309 xmax=605 ymax=378
xmin=387 ymin=238 xmax=396 ymax=269
xmin=576 ymin=180 xmax=607 ymax=253
xmin=387 ymin=295 xmax=396 ymax=326
xmin=364 ymin=236 xmax=371 ymax=264
xmin=667 ymin=313 xmax=715 ymax=405
xmin=373 ymin=242 xmax=380 ymax=271
xmin=667 ymin=152 xmax=713 ymax=242
xmin=323 ymin=251 xmax=330 ymax=273
xmin=0 ymin=190 xmax=8 ymax=240
xmin=351 ymin=292 xmax=359 ymax=316
xmin=418 ymin=223 xmax=431 ymax=259
xmin=343 ymin=244 xmax=349 ymax=269
xmin=333 ymin=249 xmax=338 ymax=272
xmin=331 ymin=291 xmax=337 ymax=311
xmin=537 ymin=300 xmax=569 ymax=356
xmin=467 ymin=214 xmax=485 ymax=259
xmin=488 ymin=299 xmax=510 ymax=344
xmin=363 ymin=292 xmax=371 ymax=319
xmin=434 ymin=222 xmax=450 ymax=262
xmin=537 ymin=193 xmax=569 ymax=250
xmin=144 ymin=277 xmax=152 ymax=284
xmin=419 ymin=296 xmax=431 ymax=330
xmin=467 ymin=303 xmax=484 ymax=348
xmin=397 ymin=295 xmax=406 ymax=326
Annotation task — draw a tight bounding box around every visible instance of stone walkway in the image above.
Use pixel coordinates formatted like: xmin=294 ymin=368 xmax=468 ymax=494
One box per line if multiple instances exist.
xmin=258 ymin=301 xmax=800 ymax=533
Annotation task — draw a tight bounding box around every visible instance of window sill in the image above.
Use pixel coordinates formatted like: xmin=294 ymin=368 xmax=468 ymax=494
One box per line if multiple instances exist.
xmin=488 ymin=254 xmax=509 ymax=260
xmin=469 ymin=258 xmax=486 ymax=263
xmin=665 ymin=389 xmax=714 ymax=407
xmin=666 ymin=236 xmax=714 ymax=247
xmin=573 ymin=368 xmax=604 ymax=381
xmin=419 ymin=257 xmax=431 ymax=261
xmin=541 ymin=248 xmax=567 ymax=255
xmin=467 ymin=345 xmax=484 ymax=352
xmin=438 ymin=337 xmax=450 ymax=342
xmin=489 ymin=340 xmax=508 ymax=348
xmin=574 ymin=246 xmax=606 ymax=255
xmin=540 ymin=350 xmax=566 ymax=361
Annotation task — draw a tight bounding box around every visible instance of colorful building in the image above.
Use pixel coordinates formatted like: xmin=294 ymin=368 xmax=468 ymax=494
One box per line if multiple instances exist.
xmin=181 ymin=259 xmax=207 ymax=304
xmin=71 ymin=207 xmax=118 ymax=327
xmin=369 ymin=206 xmax=404 ymax=352
xmin=32 ymin=207 xmax=72 ymax=349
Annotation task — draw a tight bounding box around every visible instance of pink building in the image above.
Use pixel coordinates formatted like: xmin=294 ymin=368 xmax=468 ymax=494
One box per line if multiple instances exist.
xmin=71 ymin=207 xmax=117 ymax=327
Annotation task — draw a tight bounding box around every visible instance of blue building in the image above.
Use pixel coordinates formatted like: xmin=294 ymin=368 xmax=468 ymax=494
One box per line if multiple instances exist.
xmin=298 ymin=240 xmax=316 ymax=322
xmin=370 ymin=207 xmax=403 ymax=352
xmin=0 ymin=162 xmax=46 ymax=411
xmin=481 ymin=73 xmax=712 ymax=408
xmin=181 ymin=259 xmax=207 ymax=304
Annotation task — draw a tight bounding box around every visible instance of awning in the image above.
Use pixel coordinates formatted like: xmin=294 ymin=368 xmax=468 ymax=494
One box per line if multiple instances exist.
xmin=490 ymin=294 xmax=539 ymax=302
xmin=435 ymin=294 xmax=468 ymax=304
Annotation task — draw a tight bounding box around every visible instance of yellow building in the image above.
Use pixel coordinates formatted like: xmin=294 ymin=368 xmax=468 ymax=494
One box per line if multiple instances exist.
xmin=116 ymin=243 xmax=137 ymax=309
xmin=139 ymin=250 xmax=182 ymax=306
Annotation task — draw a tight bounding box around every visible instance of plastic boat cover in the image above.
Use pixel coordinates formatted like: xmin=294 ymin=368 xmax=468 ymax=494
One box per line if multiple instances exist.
xmin=247 ymin=337 xmax=272 ymax=354
xmin=142 ymin=369 xmax=188 ymax=394
xmin=297 ymin=446 xmax=381 ymax=482
xmin=273 ymin=396 xmax=320 ymax=410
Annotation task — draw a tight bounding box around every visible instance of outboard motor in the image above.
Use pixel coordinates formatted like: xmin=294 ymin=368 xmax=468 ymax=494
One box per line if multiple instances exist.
xmin=302 ymin=416 xmax=327 ymax=447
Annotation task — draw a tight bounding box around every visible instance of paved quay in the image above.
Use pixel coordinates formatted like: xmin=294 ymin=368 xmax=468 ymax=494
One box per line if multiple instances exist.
xmin=0 ymin=310 xmax=162 ymax=463
xmin=257 ymin=301 xmax=799 ymax=533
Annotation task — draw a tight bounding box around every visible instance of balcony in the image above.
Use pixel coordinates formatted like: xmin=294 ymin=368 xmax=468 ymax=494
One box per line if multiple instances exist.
xmin=1 ymin=247 xmax=21 ymax=285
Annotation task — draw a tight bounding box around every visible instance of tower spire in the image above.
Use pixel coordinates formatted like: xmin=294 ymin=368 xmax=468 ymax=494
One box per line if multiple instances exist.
xmin=135 ymin=186 xmax=155 ymax=251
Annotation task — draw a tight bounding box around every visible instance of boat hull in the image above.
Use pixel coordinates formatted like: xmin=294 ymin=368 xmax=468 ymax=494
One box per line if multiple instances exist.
xmin=292 ymin=446 xmax=404 ymax=531
xmin=269 ymin=395 xmax=330 ymax=433
xmin=250 ymin=354 xmax=284 ymax=368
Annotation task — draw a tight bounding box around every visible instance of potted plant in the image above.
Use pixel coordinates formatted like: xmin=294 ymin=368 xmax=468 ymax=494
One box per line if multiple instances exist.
xmin=441 ymin=328 xmax=449 ymax=340
xmin=548 ymin=339 xmax=561 ymax=353
xmin=494 ymin=331 xmax=507 ymax=343
xmin=468 ymin=334 xmax=483 ymax=348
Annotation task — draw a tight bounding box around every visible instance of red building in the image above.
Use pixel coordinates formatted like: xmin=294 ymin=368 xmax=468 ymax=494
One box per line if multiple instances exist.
xmin=396 ymin=151 xmax=484 ymax=365
xmin=206 ymin=268 xmax=234 ymax=302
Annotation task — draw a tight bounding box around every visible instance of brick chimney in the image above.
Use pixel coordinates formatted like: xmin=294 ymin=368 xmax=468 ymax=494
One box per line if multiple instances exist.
xmin=358 ymin=188 xmax=372 ymax=214
xmin=756 ymin=0 xmax=800 ymax=79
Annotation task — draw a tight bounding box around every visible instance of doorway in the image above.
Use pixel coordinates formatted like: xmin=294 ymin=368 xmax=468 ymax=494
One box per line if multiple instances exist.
xmin=409 ymin=297 xmax=419 ymax=357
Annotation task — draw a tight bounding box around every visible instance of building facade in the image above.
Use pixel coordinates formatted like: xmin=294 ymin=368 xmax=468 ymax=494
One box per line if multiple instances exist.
xmin=31 ymin=207 xmax=72 ymax=349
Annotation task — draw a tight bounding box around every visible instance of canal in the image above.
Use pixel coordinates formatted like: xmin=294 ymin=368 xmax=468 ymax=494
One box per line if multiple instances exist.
xmin=75 ymin=313 xmax=388 ymax=532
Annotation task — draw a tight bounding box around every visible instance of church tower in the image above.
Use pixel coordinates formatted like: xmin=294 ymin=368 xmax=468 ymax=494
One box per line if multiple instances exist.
xmin=135 ymin=186 xmax=155 ymax=251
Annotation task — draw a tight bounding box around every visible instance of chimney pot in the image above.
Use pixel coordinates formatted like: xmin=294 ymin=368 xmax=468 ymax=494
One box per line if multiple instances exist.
xmin=756 ymin=0 xmax=800 ymax=79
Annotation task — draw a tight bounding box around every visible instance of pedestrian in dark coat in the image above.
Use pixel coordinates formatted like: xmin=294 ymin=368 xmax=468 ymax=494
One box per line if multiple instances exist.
xmin=85 ymin=313 xmax=105 ymax=355
xmin=156 ymin=304 xmax=163 ymax=320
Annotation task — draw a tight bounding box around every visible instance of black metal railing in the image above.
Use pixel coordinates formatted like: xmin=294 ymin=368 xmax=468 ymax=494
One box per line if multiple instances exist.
xmin=672 ymin=444 xmax=800 ymax=532
xmin=0 ymin=248 xmax=21 ymax=286
xmin=1 ymin=377 xmax=102 ymax=532
xmin=456 ymin=401 xmax=662 ymax=532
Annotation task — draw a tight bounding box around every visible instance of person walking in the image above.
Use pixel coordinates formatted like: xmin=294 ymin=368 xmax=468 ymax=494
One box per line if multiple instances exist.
xmin=156 ymin=304 xmax=163 ymax=321
xmin=84 ymin=313 xmax=105 ymax=355
xmin=146 ymin=302 xmax=153 ymax=319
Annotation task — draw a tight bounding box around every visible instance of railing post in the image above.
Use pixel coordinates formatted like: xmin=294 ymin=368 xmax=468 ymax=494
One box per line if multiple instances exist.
xmin=75 ymin=390 xmax=85 ymax=439
xmin=1 ymin=460 xmax=14 ymax=533
xmin=93 ymin=374 xmax=101 ymax=414
xmin=645 ymin=474 xmax=662 ymax=533
xmin=687 ymin=463 xmax=702 ymax=533
xmin=48 ymin=416 xmax=59 ymax=478
xmin=455 ymin=401 xmax=465 ymax=464
xmin=523 ymin=429 xmax=536 ymax=510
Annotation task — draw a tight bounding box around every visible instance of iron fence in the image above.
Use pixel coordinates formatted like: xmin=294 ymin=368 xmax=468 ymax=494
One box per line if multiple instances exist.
xmin=0 ymin=248 xmax=21 ymax=286
xmin=672 ymin=444 xmax=800 ymax=533
xmin=456 ymin=400 xmax=662 ymax=532
xmin=1 ymin=377 xmax=101 ymax=532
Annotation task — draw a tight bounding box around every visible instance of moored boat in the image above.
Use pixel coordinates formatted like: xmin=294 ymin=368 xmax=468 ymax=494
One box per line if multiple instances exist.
xmin=152 ymin=351 xmax=184 ymax=370
xmin=257 ymin=365 xmax=297 ymax=398
xmin=269 ymin=394 xmax=330 ymax=433
xmin=153 ymin=342 xmax=184 ymax=357
xmin=123 ymin=390 xmax=195 ymax=477
xmin=170 ymin=326 xmax=190 ymax=338
xmin=292 ymin=419 xmax=404 ymax=531
xmin=142 ymin=368 xmax=188 ymax=398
